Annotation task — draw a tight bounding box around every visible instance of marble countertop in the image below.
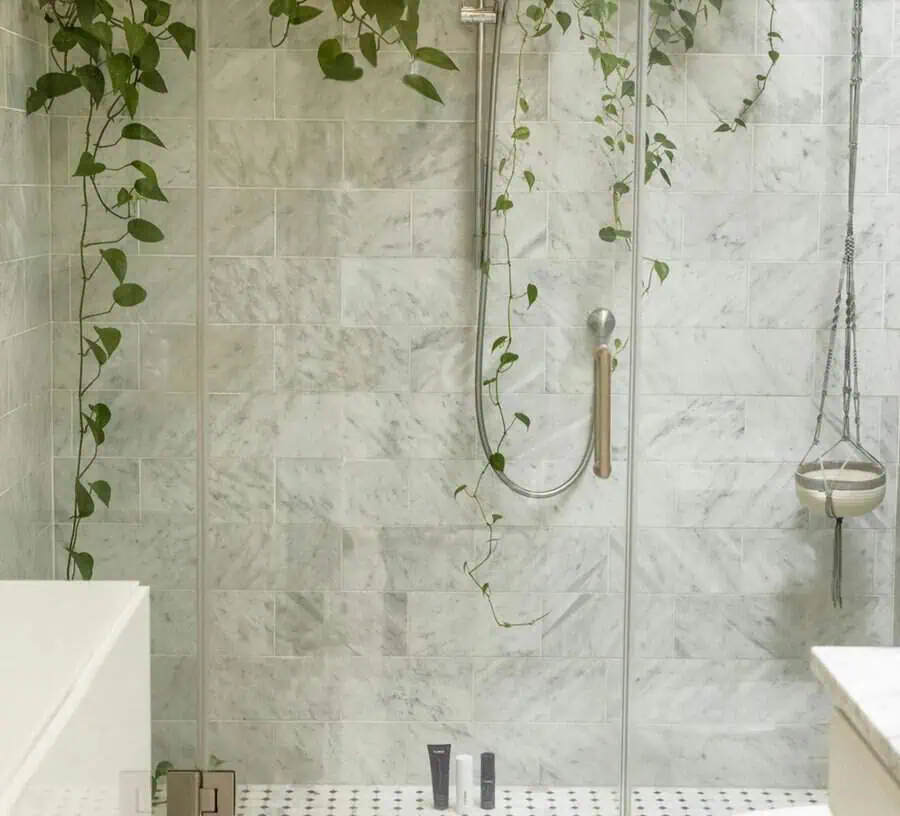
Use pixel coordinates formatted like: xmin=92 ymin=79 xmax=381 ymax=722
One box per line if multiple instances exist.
xmin=812 ymin=646 xmax=900 ymax=784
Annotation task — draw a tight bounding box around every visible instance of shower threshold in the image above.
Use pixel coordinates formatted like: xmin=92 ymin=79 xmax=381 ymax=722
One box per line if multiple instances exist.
xmin=227 ymin=784 xmax=826 ymax=816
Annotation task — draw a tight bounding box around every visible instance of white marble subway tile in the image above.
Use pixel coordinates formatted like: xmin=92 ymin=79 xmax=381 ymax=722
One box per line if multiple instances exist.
xmin=651 ymin=125 xmax=752 ymax=193
xmin=52 ymin=322 xmax=138 ymax=391
xmin=408 ymin=592 xmax=543 ymax=657
xmin=0 ymin=260 xmax=27 ymax=338
xmin=210 ymin=0 xmax=339 ymax=48
xmin=616 ymin=528 xmax=742 ymax=594
xmin=209 ymin=590 xmax=275 ymax=656
xmin=337 ymin=657 xmax=473 ymax=721
xmin=824 ymin=56 xmax=900 ymax=125
xmin=141 ymin=324 xmax=197 ymax=392
xmin=641 ymin=328 xmax=814 ymax=396
xmin=345 ymin=123 xmax=473 ymax=190
xmin=135 ymin=189 xmax=198 ymax=257
xmin=48 ymin=116 xmax=69 ymax=188
xmin=141 ymin=458 xmax=196 ymax=517
xmin=823 ymin=328 xmax=900 ymax=396
xmin=671 ymin=462 xmax=809 ymax=529
xmin=275 ymin=592 xmax=408 ymax=657
xmin=767 ymin=0 xmax=893 ymax=56
xmin=208 ymin=523 xmax=341 ymax=591
xmin=151 ymin=656 xmax=197 ymax=720
xmin=536 ymin=724 xmax=622 ymax=785
xmin=23 ymin=256 xmax=48 ymax=330
xmin=274 ymin=51 xmax=347 ymax=120
xmin=207 ymin=655 xmax=338 ymax=720
xmin=53 ymin=518 xmax=196 ymax=589
xmin=549 ymin=193 xmax=632 ymax=261
xmin=738 ymin=659 xmax=831 ymax=726
xmin=820 ymin=194 xmax=900 ymax=261
xmin=276 ymin=325 xmax=410 ymax=392
xmin=631 ymin=594 xmax=678 ymax=658
xmin=207 ymin=189 xmax=275 ymax=256
xmin=490 ymin=191 xmax=549 ymax=259
xmin=681 ymin=193 xmax=819 ymax=261
xmin=0 ymin=108 xmax=47 ymax=185
xmin=273 ymin=723 xmax=326 ymax=784
xmin=209 ymin=121 xmax=342 ymax=188
xmin=412 ymin=191 xmax=473 ymax=258
xmin=151 ymin=722 xmax=197 ymax=771
xmin=135 ymin=47 xmax=197 ymax=118
xmin=343 ymin=460 xmax=410 ymax=526
xmin=686 ymin=55 xmax=824 ymax=125
xmin=70 ymin=390 xmax=196 ymax=457
xmin=631 ymin=723 xmax=828 ymax=787
xmin=208 ymin=456 xmax=274 ymax=523
xmin=2 ymin=186 xmax=49 ymax=259
xmin=475 ymin=526 xmax=610 ymax=593
xmin=891 ymin=128 xmax=900 ymax=192
xmin=639 ymin=395 xmax=747 ymax=462
xmin=342 ymin=393 xmax=476 ymax=459
xmin=407 ymin=459 xmax=493 ymax=526
xmin=631 ymin=659 xmax=738 ymax=725
xmin=325 ymin=723 xmax=409 ymax=784
xmin=277 ymin=190 xmax=412 ymax=257
xmin=474 ymin=657 xmax=608 ymax=723
xmin=53 ymin=457 xmax=138 ymax=523
xmin=206 ymin=324 xmax=274 ymax=392
xmin=807 ymin=593 xmax=893 ymax=646
xmin=208 ymin=257 xmax=339 ymax=324
xmin=541 ymin=593 xmax=623 ymax=658
xmin=150 ymin=590 xmax=196 ymax=656
xmin=209 ymin=723 xmax=275 ymax=784
xmin=754 ymin=125 xmax=888 ymax=194
xmin=486 ymin=260 xmax=616 ymax=329
xmin=208 ymin=49 xmax=275 ymax=119
xmin=125 ymin=256 xmax=198 ymax=323
xmin=342 ymin=258 xmax=474 ymax=326
xmin=342 ymin=527 xmax=474 ymax=592
xmin=210 ymin=392 xmax=343 ymax=459
xmin=744 ymin=395 xmax=882 ymax=462
xmin=409 ymin=327 xmax=475 ymax=394
xmin=541 ymin=462 xmax=627 ymax=527
xmin=750 ymin=262 xmax=884 ymax=328
xmin=275 ymin=459 xmax=341 ymax=525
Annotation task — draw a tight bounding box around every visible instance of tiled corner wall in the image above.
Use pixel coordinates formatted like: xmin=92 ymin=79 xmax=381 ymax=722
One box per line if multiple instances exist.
xmin=629 ymin=0 xmax=900 ymax=788
xmin=0 ymin=2 xmax=53 ymax=580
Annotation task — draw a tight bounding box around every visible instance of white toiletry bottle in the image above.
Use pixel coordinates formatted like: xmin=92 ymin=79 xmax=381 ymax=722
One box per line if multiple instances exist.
xmin=456 ymin=754 xmax=473 ymax=816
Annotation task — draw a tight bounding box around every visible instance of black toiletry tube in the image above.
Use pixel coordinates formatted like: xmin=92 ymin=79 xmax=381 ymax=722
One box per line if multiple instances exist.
xmin=480 ymin=752 xmax=495 ymax=810
xmin=428 ymin=744 xmax=451 ymax=810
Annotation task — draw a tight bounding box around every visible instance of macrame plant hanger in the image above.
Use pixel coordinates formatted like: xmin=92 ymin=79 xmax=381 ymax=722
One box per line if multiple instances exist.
xmin=795 ymin=0 xmax=886 ymax=609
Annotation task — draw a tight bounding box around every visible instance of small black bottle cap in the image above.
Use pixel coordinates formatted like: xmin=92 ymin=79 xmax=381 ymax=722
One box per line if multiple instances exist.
xmin=481 ymin=752 xmax=495 ymax=781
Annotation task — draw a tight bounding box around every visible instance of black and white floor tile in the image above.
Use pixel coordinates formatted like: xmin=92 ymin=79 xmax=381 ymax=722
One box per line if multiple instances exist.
xmin=232 ymin=786 xmax=826 ymax=816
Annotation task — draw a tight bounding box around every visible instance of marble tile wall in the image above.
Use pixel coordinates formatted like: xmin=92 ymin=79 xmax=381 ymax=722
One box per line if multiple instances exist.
xmin=0 ymin=2 xmax=53 ymax=580
xmin=630 ymin=0 xmax=900 ymax=789
xmin=195 ymin=0 xmax=900 ymax=789
xmin=48 ymin=3 xmax=200 ymax=768
xmin=198 ymin=0 xmax=631 ymax=788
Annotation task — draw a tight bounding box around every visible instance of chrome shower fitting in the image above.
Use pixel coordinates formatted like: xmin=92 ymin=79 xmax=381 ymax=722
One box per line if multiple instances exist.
xmin=470 ymin=0 xmax=613 ymax=498
xmin=459 ymin=1 xmax=499 ymax=24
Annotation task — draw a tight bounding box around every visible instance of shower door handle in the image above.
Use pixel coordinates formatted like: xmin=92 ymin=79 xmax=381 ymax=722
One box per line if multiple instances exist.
xmin=593 ymin=345 xmax=612 ymax=479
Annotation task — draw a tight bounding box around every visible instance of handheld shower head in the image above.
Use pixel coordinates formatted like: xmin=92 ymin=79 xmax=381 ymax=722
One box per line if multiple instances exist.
xmin=587 ymin=308 xmax=616 ymax=348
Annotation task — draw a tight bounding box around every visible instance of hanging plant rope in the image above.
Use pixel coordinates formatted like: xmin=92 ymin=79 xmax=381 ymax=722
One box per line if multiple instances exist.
xmin=795 ymin=0 xmax=886 ymax=609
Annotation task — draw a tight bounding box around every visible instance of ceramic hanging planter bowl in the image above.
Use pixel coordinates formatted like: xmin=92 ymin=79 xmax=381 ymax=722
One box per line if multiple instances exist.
xmin=795 ymin=460 xmax=886 ymax=518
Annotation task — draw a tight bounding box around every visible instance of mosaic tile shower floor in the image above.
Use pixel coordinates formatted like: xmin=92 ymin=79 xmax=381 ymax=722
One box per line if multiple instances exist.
xmin=234 ymin=786 xmax=827 ymax=816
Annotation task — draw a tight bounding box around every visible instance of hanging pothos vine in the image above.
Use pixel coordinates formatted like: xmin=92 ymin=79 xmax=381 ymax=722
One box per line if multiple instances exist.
xmin=29 ymin=0 xmax=196 ymax=580
xmin=456 ymin=0 xmax=782 ymax=626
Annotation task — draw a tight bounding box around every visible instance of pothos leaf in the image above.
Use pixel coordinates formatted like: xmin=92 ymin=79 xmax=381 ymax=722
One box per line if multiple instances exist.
xmin=74 ymin=551 xmax=94 ymax=580
xmin=100 ymin=248 xmax=127 ymax=283
xmin=527 ymin=283 xmax=538 ymax=306
xmin=402 ymin=73 xmax=443 ymax=104
xmin=91 ymin=479 xmax=112 ymax=507
xmin=489 ymin=452 xmax=506 ymax=472
xmin=75 ymin=480 xmax=95 ymax=519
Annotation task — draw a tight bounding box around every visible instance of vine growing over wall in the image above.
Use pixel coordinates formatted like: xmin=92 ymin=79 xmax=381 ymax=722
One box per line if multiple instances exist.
xmin=458 ymin=0 xmax=782 ymax=625
xmin=29 ymin=0 xmax=196 ymax=580
xmin=268 ymin=0 xmax=460 ymax=102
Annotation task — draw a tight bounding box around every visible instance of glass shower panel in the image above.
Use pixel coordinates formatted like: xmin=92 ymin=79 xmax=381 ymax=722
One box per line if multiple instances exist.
xmin=45 ymin=1 xmax=202 ymax=773
xmin=199 ymin=0 xmax=639 ymax=800
xmin=627 ymin=0 xmax=898 ymax=810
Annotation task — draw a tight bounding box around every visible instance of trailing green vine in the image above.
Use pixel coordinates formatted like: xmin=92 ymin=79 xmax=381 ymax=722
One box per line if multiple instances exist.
xmin=29 ymin=0 xmax=196 ymax=580
xmin=268 ymin=0 xmax=460 ymax=103
xmin=458 ymin=0 xmax=781 ymax=625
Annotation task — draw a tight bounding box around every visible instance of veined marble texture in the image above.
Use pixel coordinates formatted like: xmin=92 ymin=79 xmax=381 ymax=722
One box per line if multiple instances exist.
xmin=20 ymin=0 xmax=900 ymax=793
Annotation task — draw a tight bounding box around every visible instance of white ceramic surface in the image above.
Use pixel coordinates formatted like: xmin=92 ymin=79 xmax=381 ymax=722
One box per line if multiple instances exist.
xmin=0 ymin=582 xmax=151 ymax=816
xmin=795 ymin=467 xmax=886 ymax=518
